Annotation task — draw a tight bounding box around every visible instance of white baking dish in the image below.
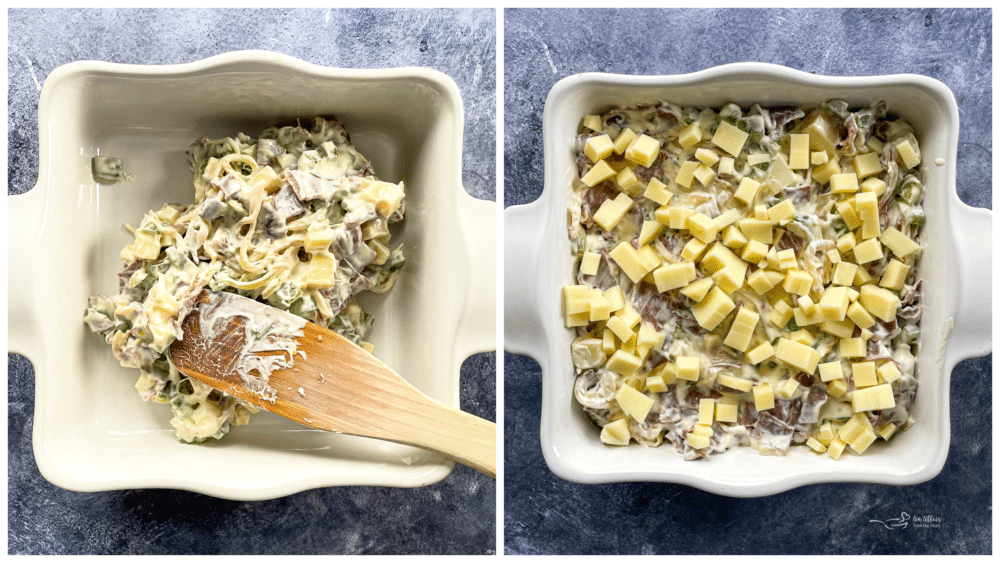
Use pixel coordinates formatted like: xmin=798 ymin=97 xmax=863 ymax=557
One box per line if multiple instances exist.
xmin=8 ymin=51 xmax=496 ymax=500
xmin=504 ymin=63 xmax=991 ymax=497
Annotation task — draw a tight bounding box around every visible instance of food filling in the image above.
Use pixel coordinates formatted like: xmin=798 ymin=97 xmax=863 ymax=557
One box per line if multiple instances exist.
xmin=85 ymin=117 xmax=405 ymax=442
xmin=564 ymin=100 xmax=924 ymax=460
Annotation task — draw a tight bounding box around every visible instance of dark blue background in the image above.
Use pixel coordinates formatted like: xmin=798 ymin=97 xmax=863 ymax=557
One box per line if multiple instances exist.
xmin=503 ymin=8 xmax=991 ymax=555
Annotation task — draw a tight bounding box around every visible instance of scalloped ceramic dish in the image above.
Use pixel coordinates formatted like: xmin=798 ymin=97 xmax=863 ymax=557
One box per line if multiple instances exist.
xmin=9 ymin=51 xmax=496 ymax=500
xmin=504 ymin=63 xmax=991 ymax=497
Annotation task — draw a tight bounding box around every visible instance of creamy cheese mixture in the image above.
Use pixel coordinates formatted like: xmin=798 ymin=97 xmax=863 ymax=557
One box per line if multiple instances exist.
xmin=85 ymin=117 xmax=405 ymax=442
xmin=564 ymin=101 xmax=924 ymax=460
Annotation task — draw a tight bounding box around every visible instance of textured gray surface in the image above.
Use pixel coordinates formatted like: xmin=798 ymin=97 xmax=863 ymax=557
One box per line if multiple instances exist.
xmin=8 ymin=8 xmax=496 ymax=555
xmin=503 ymin=8 xmax=991 ymax=555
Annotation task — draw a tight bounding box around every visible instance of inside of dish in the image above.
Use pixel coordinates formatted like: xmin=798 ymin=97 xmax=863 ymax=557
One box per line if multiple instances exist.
xmin=84 ymin=117 xmax=406 ymax=443
xmin=563 ymin=100 xmax=924 ymax=460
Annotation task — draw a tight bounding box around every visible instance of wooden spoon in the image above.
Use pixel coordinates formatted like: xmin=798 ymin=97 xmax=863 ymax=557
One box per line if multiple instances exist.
xmin=168 ymin=290 xmax=496 ymax=478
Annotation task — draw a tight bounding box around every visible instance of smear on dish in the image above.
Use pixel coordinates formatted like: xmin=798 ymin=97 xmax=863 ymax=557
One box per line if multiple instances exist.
xmin=85 ymin=117 xmax=406 ymax=442
xmin=564 ymin=101 xmax=924 ymax=460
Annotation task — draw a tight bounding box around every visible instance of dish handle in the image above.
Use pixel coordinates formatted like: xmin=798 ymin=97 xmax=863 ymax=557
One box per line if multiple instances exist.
xmin=454 ymin=194 xmax=497 ymax=357
xmin=503 ymin=201 xmax=548 ymax=360
xmin=8 ymin=185 xmax=45 ymax=359
xmin=949 ymin=202 xmax=992 ymax=360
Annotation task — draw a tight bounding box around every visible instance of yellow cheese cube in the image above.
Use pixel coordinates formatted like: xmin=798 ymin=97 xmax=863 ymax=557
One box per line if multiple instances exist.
xmin=715 ymin=402 xmax=738 ymax=423
xmin=637 ymin=220 xmax=665 ymax=247
xmin=654 ymin=205 xmax=672 ymax=224
xmin=827 ymin=438 xmax=847 ymax=460
xmin=601 ymin=329 xmax=616 ymax=355
xmin=681 ymin=238 xmax=709 ymax=262
xmin=768 ymin=299 xmax=794 ymax=329
xmin=812 ymin=157 xmax=842 ymax=184
xmin=716 ymin=373 xmax=752 ymax=393
xmin=878 ymin=361 xmax=902 ymax=384
xmin=860 ymin=177 xmax=887 ymax=196
xmin=747 ymin=269 xmax=784 ymax=295
xmin=700 ymin=241 xmax=742 ymax=274
xmin=879 ymin=259 xmax=910 ymax=291
xmin=616 ymin=383 xmax=654 ymax=420
xmin=811 ymin=150 xmax=829 ymax=165
xmin=880 ymin=226 xmax=921 ymax=258
xmin=835 ymin=200 xmax=862 ymax=231
xmin=582 ymin=114 xmax=602 ymax=132
xmin=613 ymin=128 xmax=638 ymax=155
xmin=753 ymin=383 xmax=775 ymax=411
xmin=695 ymin=147 xmax=720 ymax=166
xmin=782 ymin=269 xmax=813 ymax=296
xmin=775 ymin=337 xmax=820 ymax=374
xmin=768 ymin=199 xmax=797 ymax=224
xmin=668 ymin=206 xmax=695 ymax=229
xmin=581 ymin=159 xmax=617 ymax=187
xmin=745 ymin=341 xmax=775 ymax=365
xmin=713 ymin=209 xmax=741 ymax=232
xmin=712 ymin=261 xmax=748 ymax=294
xmin=895 ymin=139 xmax=921 ymax=169
xmin=736 ymin=218 xmax=774 ymax=244
xmin=686 ymin=432 xmax=710 ymax=449
xmin=675 ymin=160 xmax=700 ymax=189
xmin=724 ymin=307 xmax=760 ymax=352
xmin=788 ymin=328 xmax=816 ymax=346
xmin=686 ymin=212 xmax=719 ymax=243
xmin=855 ymin=191 xmax=880 ymax=239
xmin=852 ymin=361 xmax=878 ymax=388
xmin=698 ymin=398 xmax=716 ymax=426
xmin=854 ymin=266 xmax=873 ymax=286
xmin=838 ymin=412 xmax=872 ymax=443
xmin=807 ymin=436 xmax=828 ymax=453
xmin=643 ymin=177 xmax=674 ymax=206
xmin=829 ymin=172 xmax=860 ymax=195
xmin=592 ymin=192 xmax=633 ymax=230
xmin=645 ymin=374 xmax=669 ymax=393
xmin=821 ymin=318 xmax=856 ymax=339
xmin=801 ymin=109 xmax=839 ymax=155
xmin=608 ymin=242 xmax=647 ymax=282
xmin=776 ymin=248 xmax=798 ymax=271
xmin=818 ymin=422 xmax=836 ymax=445
xmin=678 ymin=122 xmax=703 ymax=148
xmin=615 ymin=304 xmax=642 ymax=329
xmin=616 ymin=167 xmax=641 ymax=193
xmin=852 ymin=238 xmax=884 ymax=264
xmin=853 ymin=151 xmax=883 ymax=179
xmin=832 ymin=261 xmax=858 ymax=286
xmin=852 ymin=383 xmax=896 ymax=413
xmin=607 ymin=350 xmax=643 ymax=377
xmin=603 ymin=285 xmax=625 ymax=312
xmin=877 ymin=423 xmax=898 ymax=441
xmin=827 ymin=248 xmax=842 ymax=265
xmin=585 ymin=134 xmax=614 ymax=163
xmin=827 ymin=379 xmax=848 ymax=398
xmin=734 ymin=177 xmax=761 ymax=206
xmin=653 ymin=261 xmax=697 ymax=292
xmin=722 ymin=225 xmax=749 ymax=250
xmin=846 ymin=301 xmax=876 ymax=330
xmin=691 ymin=287 xmax=736 ymax=330
xmin=839 ymin=337 xmax=866 ymax=358
xmin=818 ymin=285 xmax=850 ymax=321
xmin=717 ymin=156 xmax=735 ymax=175
xmin=675 ymin=356 xmax=701 ymax=381
xmin=606 ymin=315 xmax=633 ymax=343
xmin=788 ymin=133 xmax=810 ymax=170
xmin=680 ymin=277 xmax=714 ymax=302
xmin=624 ymin=134 xmax=661 ymax=168
xmin=753 ymin=204 xmax=769 ymax=221
xmin=579 ymin=251 xmax=601 ymax=276
xmin=859 ymin=284 xmax=900 ymax=322
xmin=818 ymin=361 xmax=844 ymax=382
xmin=777 ymin=378 xmax=799 ymax=399
xmin=849 ymin=428 xmax=877 ymax=454
xmin=600 ymin=418 xmax=630 ymax=446
xmin=740 ymin=239 xmax=768 ymax=264
xmin=636 ymin=245 xmax=662 ymax=274
xmin=711 ymin=121 xmax=749 ymax=156
xmin=562 ymin=285 xmax=595 ymax=314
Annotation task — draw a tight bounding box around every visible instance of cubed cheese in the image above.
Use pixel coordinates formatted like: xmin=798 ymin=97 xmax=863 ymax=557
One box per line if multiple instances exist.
xmin=680 ymin=277 xmax=714 ymax=302
xmin=753 ymin=383 xmax=775 ymax=411
xmin=852 ymin=383 xmax=896 ymax=413
xmin=711 ymin=121 xmax=750 ymax=156
xmin=852 ymin=238 xmax=884 ymax=264
xmin=592 ymin=192 xmax=633 ymax=230
xmin=643 ymin=177 xmax=674 ymax=205
xmin=625 ymin=134 xmax=661 ymax=167
xmin=818 ymin=360 xmax=844 ymax=382
xmin=723 ymin=307 xmax=760 ymax=352
xmin=734 ymin=177 xmax=761 ymax=206
xmin=581 ymin=159 xmax=617 ymax=187
xmin=767 ymin=199 xmax=797 ymax=224
xmin=584 ymin=134 xmax=614 ymax=163
xmin=879 ymin=258 xmax=910 ymax=291
xmin=895 ymin=139 xmax=921 ymax=168
xmin=607 ymin=350 xmax=643 ymax=377
xmin=829 ymin=172 xmax=860 ymax=195
xmin=852 ymin=361 xmax=878 ymax=388
xmin=853 ymin=151 xmax=883 ymax=179
xmin=653 ymin=261 xmax=697 ymax=292
xmin=698 ymin=398 xmax=716 ymax=425
xmin=675 ymin=356 xmax=701 ymax=381
xmin=839 ymin=337 xmax=866 ymax=358
xmin=616 ymin=383 xmax=655 ymax=420
xmin=613 ymin=128 xmax=638 ymax=155
xmin=880 ymin=226 xmax=921 ymax=258
xmin=691 ymin=287 xmax=736 ymax=330
xmin=775 ymin=337 xmax=820 ymax=374
xmin=745 ymin=341 xmax=775 ymax=365
xmin=859 ymin=284 xmax=900 ymax=322
xmin=609 ymin=241 xmax=648 ymax=283
xmin=678 ymin=122 xmax=703 ymax=148
xmin=600 ymin=418 xmax=631 ymax=446
xmin=579 ymin=251 xmax=601 ymax=276
xmin=674 ymin=160 xmax=701 ymax=188
xmin=788 ymin=133 xmax=810 ymax=170
xmin=616 ymin=167 xmax=641 ymax=193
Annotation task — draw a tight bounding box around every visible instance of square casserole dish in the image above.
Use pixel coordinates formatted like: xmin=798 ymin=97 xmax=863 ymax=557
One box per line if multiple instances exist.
xmin=8 ymin=51 xmax=496 ymax=500
xmin=504 ymin=63 xmax=991 ymax=497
